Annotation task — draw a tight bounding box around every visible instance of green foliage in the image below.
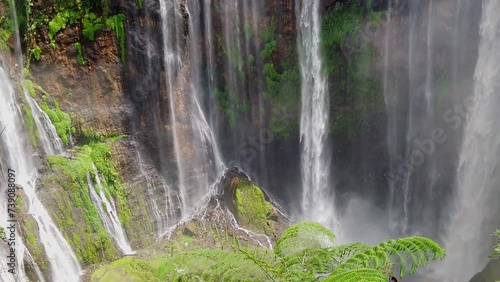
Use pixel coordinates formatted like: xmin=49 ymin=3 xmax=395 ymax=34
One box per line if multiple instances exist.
xmin=214 ymin=87 xmax=239 ymax=128
xmin=260 ymin=40 xmax=276 ymax=61
xmin=93 ymin=257 xmax=161 ymax=281
xmin=259 ymin=18 xmax=276 ymax=61
xmin=82 ymin=12 xmax=104 ymax=41
xmin=274 ymin=222 xmax=335 ymax=257
xmin=321 ymin=0 xmax=383 ymax=138
xmin=259 ymin=19 xmax=275 ymax=43
xmin=238 ymin=102 xmax=250 ymax=113
xmin=136 ymin=0 xmax=143 ymax=9
xmin=74 ymin=42 xmax=87 ymax=65
xmin=48 ymin=10 xmax=81 ymax=42
xmin=31 ymin=45 xmax=42 ymax=61
xmin=323 ymin=268 xmax=387 ymax=282
xmin=0 ymin=11 xmax=12 ymax=52
xmin=94 ymin=221 xmax=445 ymax=281
xmin=321 ymin=1 xmax=363 ymax=76
xmin=262 ymin=64 xmax=300 ymax=138
xmin=106 ymin=14 xmax=126 ymax=61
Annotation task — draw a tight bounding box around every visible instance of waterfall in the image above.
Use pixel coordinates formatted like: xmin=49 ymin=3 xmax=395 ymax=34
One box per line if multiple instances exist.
xmin=0 ymin=67 xmax=30 ymax=282
xmin=159 ymin=0 xmax=225 ymax=218
xmin=135 ymin=144 xmax=177 ymax=236
xmin=0 ymin=66 xmax=81 ymax=281
xmin=25 ymin=95 xmax=64 ymax=155
xmin=296 ymin=0 xmax=337 ymax=232
xmin=87 ymin=166 xmax=134 ymax=254
xmin=0 ymin=1 xmax=82 ymax=280
xmin=382 ymin=0 xmax=480 ymax=240
xmin=438 ymin=0 xmax=500 ymax=279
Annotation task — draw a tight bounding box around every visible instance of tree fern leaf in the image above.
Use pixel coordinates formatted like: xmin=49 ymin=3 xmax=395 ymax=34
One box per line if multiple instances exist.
xmin=275 ymin=222 xmax=336 ymax=257
xmin=323 ymin=268 xmax=387 ymax=282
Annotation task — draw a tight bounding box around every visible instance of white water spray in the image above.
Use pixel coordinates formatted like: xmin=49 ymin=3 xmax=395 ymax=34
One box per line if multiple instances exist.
xmin=0 ymin=67 xmax=81 ymax=282
xmin=88 ymin=165 xmax=134 ymax=254
xmin=297 ymin=0 xmax=338 ymax=233
xmin=439 ymin=0 xmax=500 ymax=279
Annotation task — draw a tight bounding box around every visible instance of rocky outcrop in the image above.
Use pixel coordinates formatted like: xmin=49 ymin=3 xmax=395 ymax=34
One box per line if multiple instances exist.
xmin=89 ymin=168 xmax=290 ymax=282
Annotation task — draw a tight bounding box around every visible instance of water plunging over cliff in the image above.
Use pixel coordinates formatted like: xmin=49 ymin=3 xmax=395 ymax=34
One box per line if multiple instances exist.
xmin=296 ymin=0 xmax=337 ymax=232
xmin=381 ymin=0 xmax=480 ymax=241
xmin=0 ymin=66 xmax=81 ymax=281
xmin=438 ymin=0 xmax=500 ymax=279
xmin=159 ymin=0 xmax=225 ymax=218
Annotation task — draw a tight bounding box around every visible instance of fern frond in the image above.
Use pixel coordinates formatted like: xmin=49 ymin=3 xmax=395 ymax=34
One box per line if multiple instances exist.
xmin=336 ymin=236 xmax=445 ymax=278
xmin=274 ymin=221 xmax=336 ymax=257
xmin=156 ymin=249 xmax=273 ymax=281
xmin=322 ymin=268 xmax=388 ymax=282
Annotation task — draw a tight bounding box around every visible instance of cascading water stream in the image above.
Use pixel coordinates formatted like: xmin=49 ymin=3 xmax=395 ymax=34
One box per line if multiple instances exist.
xmin=438 ymin=0 xmax=500 ymax=279
xmin=296 ymin=0 xmax=338 ymax=233
xmin=160 ymin=0 xmax=225 ymax=218
xmin=134 ymin=144 xmax=177 ymax=235
xmin=0 ymin=66 xmax=32 ymax=282
xmin=24 ymin=96 xmax=64 ymax=155
xmin=87 ymin=165 xmax=134 ymax=254
xmin=0 ymin=1 xmax=82 ymax=280
xmin=0 ymin=66 xmax=81 ymax=281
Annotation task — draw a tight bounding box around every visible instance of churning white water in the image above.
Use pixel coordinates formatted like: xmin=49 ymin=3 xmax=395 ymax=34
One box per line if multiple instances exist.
xmin=438 ymin=0 xmax=500 ymax=279
xmin=297 ymin=0 xmax=338 ymax=233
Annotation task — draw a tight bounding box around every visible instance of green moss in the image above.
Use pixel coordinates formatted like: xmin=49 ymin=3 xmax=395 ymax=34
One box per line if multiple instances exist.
xmin=48 ymin=141 xmax=131 ymax=227
xmin=23 ymin=219 xmax=48 ymax=270
xmin=46 ymin=142 xmax=126 ymax=264
xmin=25 ymin=80 xmax=36 ymax=97
xmin=39 ymin=99 xmax=72 ymax=145
xmin=235 ymin=179 xmax=273 ymax=234
xmin=22 ymin=104 xmax=38 ymax=147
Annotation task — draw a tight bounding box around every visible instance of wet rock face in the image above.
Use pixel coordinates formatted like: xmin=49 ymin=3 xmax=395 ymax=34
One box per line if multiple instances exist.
xmin=162 ymin=168 xmax=290 ymax=249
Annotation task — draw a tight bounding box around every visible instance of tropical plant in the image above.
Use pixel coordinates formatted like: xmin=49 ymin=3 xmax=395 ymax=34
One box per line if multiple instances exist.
xmin=156 ymin=221 xmax=445 ymax=281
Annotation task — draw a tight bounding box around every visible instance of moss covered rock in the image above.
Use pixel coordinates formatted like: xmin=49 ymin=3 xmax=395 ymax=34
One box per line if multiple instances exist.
xmin=235 ymin=178 xmax=275 ymax=235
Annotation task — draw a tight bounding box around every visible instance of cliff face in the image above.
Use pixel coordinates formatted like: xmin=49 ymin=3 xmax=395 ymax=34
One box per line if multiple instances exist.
xmin=1 ymin=0 xmax=396 ymax=278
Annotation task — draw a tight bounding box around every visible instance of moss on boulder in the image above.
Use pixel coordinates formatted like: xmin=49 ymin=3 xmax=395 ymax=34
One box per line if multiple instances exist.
xmin=234 ymin=178 xmax=275 ymax=235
